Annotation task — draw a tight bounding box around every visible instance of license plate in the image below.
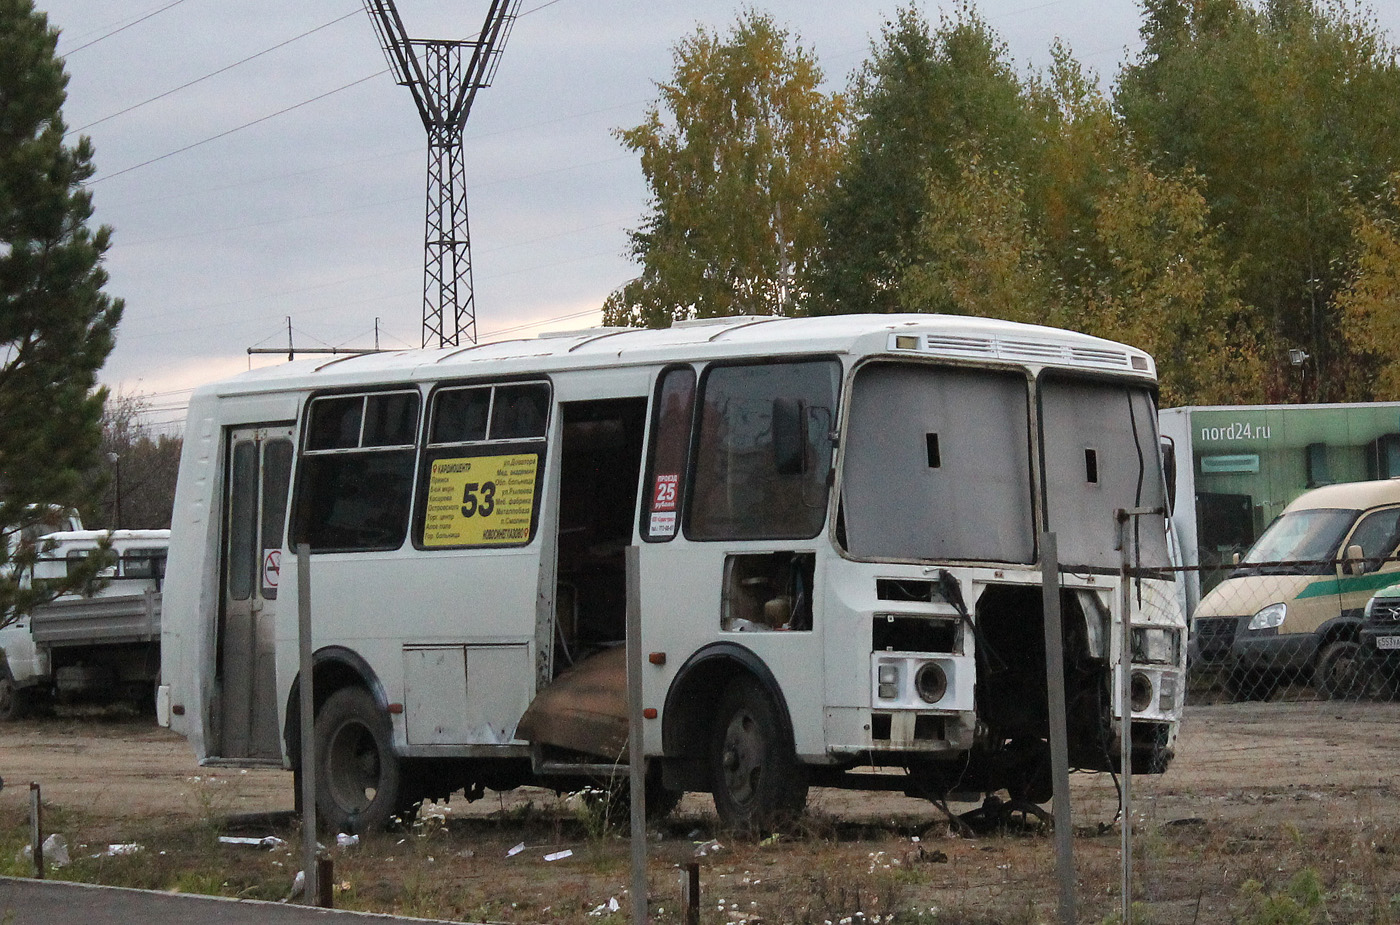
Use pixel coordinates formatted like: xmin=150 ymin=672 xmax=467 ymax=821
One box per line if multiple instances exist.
xmin=1378 ymin=636 xmax=1400 ymax=651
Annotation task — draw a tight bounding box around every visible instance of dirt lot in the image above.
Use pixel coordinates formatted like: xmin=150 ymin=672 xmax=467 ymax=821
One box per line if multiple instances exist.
xmin=3 ymin=702 xmax=1400 ymax=923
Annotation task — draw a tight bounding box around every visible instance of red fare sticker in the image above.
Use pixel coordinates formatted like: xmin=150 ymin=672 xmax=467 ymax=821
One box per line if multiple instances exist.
xmin=652 ymin=474 xmax=679 ymax=512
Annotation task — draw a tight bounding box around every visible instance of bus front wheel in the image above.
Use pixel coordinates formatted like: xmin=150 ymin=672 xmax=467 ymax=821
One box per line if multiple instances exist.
xmin=314 ymin=686 xmax=403 ymax=833
xmin=708 ymin=677 xmax=807 ymax=833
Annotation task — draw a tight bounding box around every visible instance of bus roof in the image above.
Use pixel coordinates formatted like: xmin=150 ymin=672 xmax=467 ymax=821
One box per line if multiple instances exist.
xmin=197 ymin=313 xmax=1156 ymax=399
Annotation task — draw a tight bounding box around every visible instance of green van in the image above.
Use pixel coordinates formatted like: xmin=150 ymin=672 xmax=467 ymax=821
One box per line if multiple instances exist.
xmin=1193 ymin=479 xmax=1400 ymax=699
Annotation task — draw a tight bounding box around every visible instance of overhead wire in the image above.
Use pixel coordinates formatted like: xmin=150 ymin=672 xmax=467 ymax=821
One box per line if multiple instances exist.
xmin=518 ymin=0 xmax=567 ymax=16
xmin=60 ymin=0 xmax=192 ymax=57
xmin=71 ymin=9 xmax=362 ymax=135
xmin=90 ymin=68 xmax=390 ymax=184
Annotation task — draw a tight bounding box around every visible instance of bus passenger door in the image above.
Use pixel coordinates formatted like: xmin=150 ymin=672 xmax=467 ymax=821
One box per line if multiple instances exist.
xmin=216 ymin=425 xmax=294 ymax=761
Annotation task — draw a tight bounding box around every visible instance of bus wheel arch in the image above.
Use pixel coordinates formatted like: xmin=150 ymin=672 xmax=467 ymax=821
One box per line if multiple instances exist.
xmin=662 ymin=644 xmax=806 ymax=831
xmin=313 ymin=685 xmax=402 ymax=833
xmin=283 ymin=647 xmax=390 ymax=764
xmin=284 ymin=648 xmax=406 ymax=829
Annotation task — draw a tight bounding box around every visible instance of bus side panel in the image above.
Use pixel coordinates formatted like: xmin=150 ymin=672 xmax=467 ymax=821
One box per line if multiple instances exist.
xmin=164 ymin=392 xmax=301 ymax=762
xmin=278 ymin=549 xmax=541 ymax=748
xmin=639 ymin=540 xmax=829 ymax=759
xmin=162 ymin=395 xmax=221 ymax=757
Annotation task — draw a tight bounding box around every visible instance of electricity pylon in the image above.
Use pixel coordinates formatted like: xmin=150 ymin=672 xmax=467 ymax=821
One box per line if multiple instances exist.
xmin=363 ymin=0 xmax=521 ymax=347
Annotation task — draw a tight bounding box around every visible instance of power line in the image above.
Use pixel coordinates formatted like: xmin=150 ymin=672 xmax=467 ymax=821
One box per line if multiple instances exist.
xmin=519 ymin=0 xmax=567 ymax=16
xmin=72 ymin=10 xmax=362 ymax=135
xmin=116 ymin=155 xmax=631 ymax=248
xmin=104 ymin=97 xmax=640 ymax=212
xmin=61 ymin=0 xmax=193 ymax=56
xmin=90 ymin=68 xmax=389 ymax=184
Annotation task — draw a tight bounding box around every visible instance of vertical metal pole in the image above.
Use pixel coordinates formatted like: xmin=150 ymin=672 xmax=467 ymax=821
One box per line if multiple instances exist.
xmin=626 ymin=545 xmax=647 ymax=925
xmin=317 ymin=856 xmax=335 ymax=908
xmin=682 ymin=862 xmax=700 ymax=925
xmin=297 ymin=543 xmax=319 ymax=906
xmin=1118 ymin=518 xmax=1134 ymax=925
xmin=1040 ymin=533 xmax=1075 ymax=925
xmin=29 ymin=782 xmax=43 ymax=879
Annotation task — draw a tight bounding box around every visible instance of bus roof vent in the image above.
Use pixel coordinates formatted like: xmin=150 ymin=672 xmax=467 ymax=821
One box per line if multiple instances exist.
xmin=1068 ymin=346 xmax=1131 ymax=367
xmin=920 ymin=334 xmax=995 ymax=356
xmin=997 ymin=339 xmax=1063 ymax=361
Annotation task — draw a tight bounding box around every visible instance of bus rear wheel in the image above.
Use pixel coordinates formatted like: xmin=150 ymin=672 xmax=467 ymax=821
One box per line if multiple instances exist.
xmin=314 ymin=686 xmax=402 ymax=833
xmin=709 ymin=678 xmax=806 ymax=833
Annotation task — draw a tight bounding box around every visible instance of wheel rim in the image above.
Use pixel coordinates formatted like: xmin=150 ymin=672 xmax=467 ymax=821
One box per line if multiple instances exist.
xmin=1325 ymin=644 xmax=1363 ymax=696
xmin=719 ymin=708 xmax=765 ymax=808
xmin=325 ymin=719 xmax=381 ymax=814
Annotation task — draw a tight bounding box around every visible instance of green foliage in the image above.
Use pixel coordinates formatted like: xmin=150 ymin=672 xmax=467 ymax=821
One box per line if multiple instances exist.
xmin=1338 ymin=173 xmax=1400 ymax=399
xmin=1115 ymin=0 xmax=1400 ymax=399
xmin=0 ymin=0 xmax=123 ymax=626
xmin=603 ymin=11 xmax=846 ymax=327
xmin=613 ymin=0 xmax=1400 ymax=407
xmin=1237 ymin=868 xmax=1326 ymax=924
xmin=810 ymin=4 xmax=1039 ymax=314
xmin=900 ymin=59 xmax=1265 ymax=406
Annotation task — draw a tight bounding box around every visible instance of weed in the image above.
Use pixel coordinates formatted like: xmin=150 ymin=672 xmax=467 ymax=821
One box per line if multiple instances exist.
xmin=1100 ymin=901 xmax=1155 ymax=925
xmin=1236 ymin=868 xmax=1325 ymax=925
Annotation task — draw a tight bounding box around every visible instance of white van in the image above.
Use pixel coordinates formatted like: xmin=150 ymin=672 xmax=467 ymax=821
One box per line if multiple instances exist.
xmin=0 ymin=529 xmax=169 ymax=718
xmin=1193 ymin=479 xmax=1400 ymax=699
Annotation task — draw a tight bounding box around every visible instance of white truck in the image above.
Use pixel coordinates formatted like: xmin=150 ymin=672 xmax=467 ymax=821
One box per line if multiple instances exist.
xmin=0 ymin=529 xmax=169 ymax=719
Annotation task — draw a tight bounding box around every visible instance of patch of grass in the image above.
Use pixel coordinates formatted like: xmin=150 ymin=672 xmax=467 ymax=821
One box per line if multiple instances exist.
xmin=1236 ymin=868 xmax=1325 ymax=925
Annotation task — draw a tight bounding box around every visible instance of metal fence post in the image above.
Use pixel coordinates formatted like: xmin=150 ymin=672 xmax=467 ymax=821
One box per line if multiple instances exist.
xmin=626 ymin=545 xmax=647 ymax=925
xmin=30 ymin=782 xmax=43 ymax=879
xmin=1040 ymin=532 xmax=1075 ymax=925
xmin=297 ymin=543 xmax=319 ymax=906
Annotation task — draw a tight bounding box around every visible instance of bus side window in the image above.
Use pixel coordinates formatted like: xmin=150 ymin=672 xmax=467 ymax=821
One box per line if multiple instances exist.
xmin=688 ymin=360 xmax=839 ymax=541
xmin=641 ymin=367 xmax=696 ymax=541
xmin=492 ymin=384 xmax=550 ymax=440
xmin=432 ymin=388 xmax=490 ymax=444
xmin=296 ymin=391 xmax=420 ymax=552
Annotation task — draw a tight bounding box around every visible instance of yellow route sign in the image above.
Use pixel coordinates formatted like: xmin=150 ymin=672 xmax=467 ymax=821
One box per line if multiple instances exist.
xmin=422 ymin=453 xmax=539 ymax=547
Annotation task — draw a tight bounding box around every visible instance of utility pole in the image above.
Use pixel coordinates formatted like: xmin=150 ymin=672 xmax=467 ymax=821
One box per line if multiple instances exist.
xmin=363 ymin=0 xmax=522 ymax=348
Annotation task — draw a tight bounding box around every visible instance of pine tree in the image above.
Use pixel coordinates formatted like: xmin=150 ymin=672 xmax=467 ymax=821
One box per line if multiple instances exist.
xmin=0 ymin=0 xmax=123 ymax=625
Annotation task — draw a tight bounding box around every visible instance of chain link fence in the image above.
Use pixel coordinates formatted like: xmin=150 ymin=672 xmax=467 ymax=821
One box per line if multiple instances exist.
xmin=1093 ymin=556 xmax=1400 ymax=925
xmin=1187 ymin=556 xmax=1400 ymax=704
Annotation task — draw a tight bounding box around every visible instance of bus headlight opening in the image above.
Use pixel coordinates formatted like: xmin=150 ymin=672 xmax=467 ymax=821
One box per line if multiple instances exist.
xmin=1130 ymin=670 xmax=1154 ymax=712
xmin=915 ymin=663 xmax=948 ymax=704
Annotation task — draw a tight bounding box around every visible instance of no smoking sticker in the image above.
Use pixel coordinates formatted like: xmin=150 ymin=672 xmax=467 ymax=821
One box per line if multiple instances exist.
xmin=262 ymin=548 xmax=281 ymax=591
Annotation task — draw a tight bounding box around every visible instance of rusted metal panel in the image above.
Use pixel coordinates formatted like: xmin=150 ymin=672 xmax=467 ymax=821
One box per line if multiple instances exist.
xmin=517 ymin=646 xmax=628 ymax=760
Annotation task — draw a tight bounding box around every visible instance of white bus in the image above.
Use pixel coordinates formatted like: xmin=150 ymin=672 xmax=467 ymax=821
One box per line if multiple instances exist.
xmin=160 ymin=313 xmax=1184 ymax=832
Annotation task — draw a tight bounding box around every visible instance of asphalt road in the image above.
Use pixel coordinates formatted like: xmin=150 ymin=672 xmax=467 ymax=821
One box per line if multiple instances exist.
xmin=0 ymin=877 xmax=468 ymax=925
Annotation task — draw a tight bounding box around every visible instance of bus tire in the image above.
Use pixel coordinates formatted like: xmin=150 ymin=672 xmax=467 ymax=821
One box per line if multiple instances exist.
xmin=1315 ymin=639 xmax=1367 ymax=700
xmin=709 ymin=677 xmax=806 ymax=833
xmin=314 ymin=686 xmax=402 ymax=833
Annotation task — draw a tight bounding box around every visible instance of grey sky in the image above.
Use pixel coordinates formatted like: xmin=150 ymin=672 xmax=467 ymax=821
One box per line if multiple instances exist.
xmin=36 ymin=0 xmax=1400 ymax=430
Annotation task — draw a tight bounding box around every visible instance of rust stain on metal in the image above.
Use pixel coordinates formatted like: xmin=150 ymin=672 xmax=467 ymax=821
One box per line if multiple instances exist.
xmin=517 ymin=647 xmax=629 ymax=759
